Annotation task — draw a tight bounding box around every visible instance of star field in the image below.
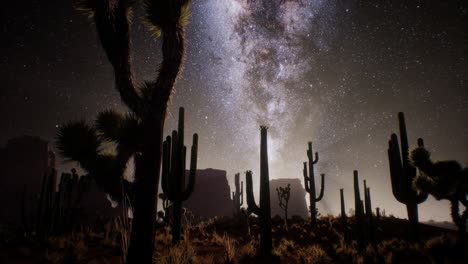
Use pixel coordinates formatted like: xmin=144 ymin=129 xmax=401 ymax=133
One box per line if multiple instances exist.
xmin=1 ymin=0 xmax=467 ymax=221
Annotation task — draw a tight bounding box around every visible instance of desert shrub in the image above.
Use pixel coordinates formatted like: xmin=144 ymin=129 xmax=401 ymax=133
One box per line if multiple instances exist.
xmin=424 ymin=234 xmax=462 ymax=263
xmin=272 ymin=238 xmax=296 ymax=257
xmin=221 ymin=233 xmax=237 ymax=264
xmin=334 ymin=238 xmax=359 ymax=263
xmin=155 ymin=243 xmax=196 ymax=264
xmin=46 ymin=236 xmax=87 ymax=263
xmin=378 ymin=239 xmax=427 ymax=263
xmin=239 ymin=237 xmax=258 ymax=258
xmin=297 ymin=244 xmax=332 ymax=264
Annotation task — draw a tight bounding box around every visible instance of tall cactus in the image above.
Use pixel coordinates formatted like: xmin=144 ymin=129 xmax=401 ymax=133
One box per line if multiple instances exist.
xmin=353 ymin=170 xmax=365 ymax=251
xmin=363 ymin=181 xmax=377 ymax=245
xmin=161 ymin=107 xmax=198 ymax=244
xmin=364 ymin=181 xmax=371 ymax=217
xmin=303 ymin=142 xmax=325 ymax=226
xmin=232 ymin=173 xmax=244 ymax=215
xmin=245 ymin=126 xmax=272 ymax=255
xmin=340 ymin=188 xmax=347 ymax=227
xmin=388 ymin=112 xmax=427 ymax=239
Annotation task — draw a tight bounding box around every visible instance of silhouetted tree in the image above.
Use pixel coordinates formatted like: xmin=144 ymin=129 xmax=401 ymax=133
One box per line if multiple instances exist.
xmin=276 ymin=183 xmax=291 ymax=230
xmin=58 ymin=0 xmax=193 ymax=263
xmin=410 ymin=146 xmax=468 ymax=239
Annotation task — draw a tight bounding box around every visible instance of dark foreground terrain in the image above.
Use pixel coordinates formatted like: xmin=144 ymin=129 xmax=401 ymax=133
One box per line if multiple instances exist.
xmin=1 ymin=215 xmax=466 ymax=264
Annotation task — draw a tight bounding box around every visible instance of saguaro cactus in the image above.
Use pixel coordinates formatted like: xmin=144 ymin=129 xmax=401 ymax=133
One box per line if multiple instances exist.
xmin=245 ymin=126 xmax=272 ymax=255
xmin=303 ymin=142 xmax=325 ymax=226
xmin=353 ymin=170 xmax=365 ymax=251
xmin=340 ymin=188 xmax=347 ymax=227
xmin=388 ymin=112 xmax=427 ymax=239
xmin=232 ymin=173 xmax=244 ymax=215
xmin=161 ymin=107 xmax=198 ymax=244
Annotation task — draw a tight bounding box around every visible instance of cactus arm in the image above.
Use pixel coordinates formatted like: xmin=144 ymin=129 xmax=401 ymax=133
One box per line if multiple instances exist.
xmin=398 ymin=112 xmax=415 ymax=179
xmin=315 ymin=173 xmax=325 ymax=201
xmin=182 ymin=134 xmax=197 ymax=201
xmin=303 ymin=162 xmax=311 ymax=192
xmin=240 ymin=180 xmax=244 ymax=206
xmin=388 ymin=134 xmax=406 ymax=202
xmin=313 ymin=152 xmax=318 ymax=164
xmin=245 ymin=171 xmax=261 ymax=216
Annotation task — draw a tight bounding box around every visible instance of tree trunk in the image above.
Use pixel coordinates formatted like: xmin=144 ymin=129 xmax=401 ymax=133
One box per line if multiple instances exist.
xmin=172 ymin=200 xmax=182 ymax=244
xmin=126 ymin=119 xmax=163 ymax=264
xmin=406 ymin=203 xmax=419 ymax=241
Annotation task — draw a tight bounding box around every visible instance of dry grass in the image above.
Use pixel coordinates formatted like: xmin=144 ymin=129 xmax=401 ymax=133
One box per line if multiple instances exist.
xmin=155 ymin=243 xmax=196 ymax=264
xmin=297 ymin=244 xmax=332 ymax=264
xmin=222 ymin=233 xmax=237 ymax=263
xmin=272 ymin=238 xmax=295 ymax=256
xmin=239 ymin=238 xmax=257 ymax=257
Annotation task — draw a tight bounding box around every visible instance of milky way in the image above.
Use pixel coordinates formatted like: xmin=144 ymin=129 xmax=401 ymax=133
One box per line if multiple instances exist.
xmin=176 ymin=0 xmax=468 ymax=220
xmin=1 ymin=1 xmax=467 ymax=221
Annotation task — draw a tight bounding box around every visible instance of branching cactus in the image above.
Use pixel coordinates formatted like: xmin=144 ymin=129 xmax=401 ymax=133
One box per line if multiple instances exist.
xmin=161 ymin=107 xmax=198 ymax=244
xmin=276 ymin=183 xmax=291 ymax=229
xmin=232 ymin=173 xmax=244 ymax=216
xmin=363 ymin=181 xmax=377 ymax=245
xmin=388 ymin=112 xmax=427 ymax=239
xmin=303 ymin=141 xmax=325 ymax=226
xmin=245 ymin=126 xmax=272 ymax=256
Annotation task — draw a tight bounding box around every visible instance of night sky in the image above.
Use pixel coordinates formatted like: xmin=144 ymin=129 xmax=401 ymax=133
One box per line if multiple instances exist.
xmin=1 ymin=0 xmax=467 ymax=221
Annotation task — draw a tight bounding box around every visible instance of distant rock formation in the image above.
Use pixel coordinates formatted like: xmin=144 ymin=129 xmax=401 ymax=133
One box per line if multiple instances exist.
xmin=184 ymin=168 xmax=233 ymax=219
xmin=270 ymin=178 xmax=308 ymax=218
xmin=0 ymin=136 xmax=49 ymax=223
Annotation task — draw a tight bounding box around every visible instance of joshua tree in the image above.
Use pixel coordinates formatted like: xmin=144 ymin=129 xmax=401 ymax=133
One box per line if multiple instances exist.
xmin=245 ymin=126 xmax=272 ymax=256
xmin=58 ymin=0 xmax=193 ymax=262
xmin=388 ymin=112 xmax=427 ymax=240
xmin=303 ymin=141 xmax=325 ymax=226
xmin=410 ymin=145 xmax=468 ymax=238
xmin=276 ymin=183 xmax=291 ymax=229
xmin=232 ymin=173 xmax=244 ymax=216
xmin=161 ymin=107 xmax=198 ymax=244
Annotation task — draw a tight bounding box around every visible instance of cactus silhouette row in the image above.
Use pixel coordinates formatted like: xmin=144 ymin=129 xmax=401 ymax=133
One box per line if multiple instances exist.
xmin=21 ymin=168 xmax=91 ymax=241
